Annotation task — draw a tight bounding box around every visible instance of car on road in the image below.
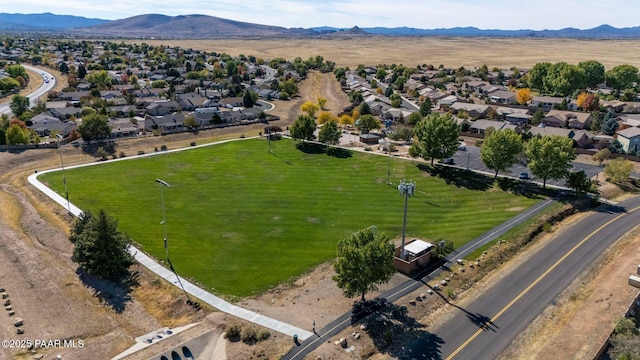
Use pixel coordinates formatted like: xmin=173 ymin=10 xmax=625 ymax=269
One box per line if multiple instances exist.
xmin=518 ymin=172 xmax=530 ymax=180
xmin=443 ymin=158 xmax=455 ymax=165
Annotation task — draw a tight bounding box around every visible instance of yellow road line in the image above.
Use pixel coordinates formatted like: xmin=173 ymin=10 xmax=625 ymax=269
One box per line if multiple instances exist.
xmin=446 ymin=205 xmax=640 ymax=360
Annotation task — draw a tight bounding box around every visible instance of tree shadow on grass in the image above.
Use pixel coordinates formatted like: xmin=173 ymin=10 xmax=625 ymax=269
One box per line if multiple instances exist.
xmin=417 ymin=164 xmax=492 ymax=191
xmin=76 ymin=267 xmax=139 ymax=313
xmin=295 ymin=142 xmax=353 ymax=158
xmin=358 ymin=301 xmax=444 ymax=359
xmin=295 ymin=142 xmax=324 ymax=154
xmin=327 ymin=147 xmax=353 ymax=158
xmin=496 ymin=177 xmax=545 ymax=199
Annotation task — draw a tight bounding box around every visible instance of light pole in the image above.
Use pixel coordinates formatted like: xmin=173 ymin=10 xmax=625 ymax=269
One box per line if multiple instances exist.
xmin=56 ymin=134 xmax=70 ymax=214
xmin=155 ymin=178 xmax=170 ymax=260
xmin=155 ymin=178 xmax=194 ymax=305
xmin=398 ymin=179 xmax=415 ymax=260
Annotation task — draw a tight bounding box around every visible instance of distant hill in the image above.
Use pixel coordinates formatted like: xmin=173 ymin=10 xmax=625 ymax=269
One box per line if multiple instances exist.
xmin=318 ymin=25 xmax=640 ymax=38
xmin=0 ymin=12 xmax=107 ymax=30
xmin=1 ymin=13 xmax=640 ymax=39
xmin=69 ymin=14 xmax=316 ymax=38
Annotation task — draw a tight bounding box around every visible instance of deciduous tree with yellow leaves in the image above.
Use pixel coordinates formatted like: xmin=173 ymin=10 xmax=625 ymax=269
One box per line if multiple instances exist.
xmin=515 ymin=88 xmax=533 ymax=105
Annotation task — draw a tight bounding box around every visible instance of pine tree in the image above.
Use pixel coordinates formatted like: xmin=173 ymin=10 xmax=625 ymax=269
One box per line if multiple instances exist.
xmin=71 ymin=210 xmax=134 ymax=281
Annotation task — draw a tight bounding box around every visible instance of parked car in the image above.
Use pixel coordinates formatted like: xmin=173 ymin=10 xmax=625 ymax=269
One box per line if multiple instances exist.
xmin=443 ymin=158 xmax=455 ymax=165
xmin=518 ymin=172 xmax=530 ymax=180
xmin=457 ymin=145 xmax=466 ymax=151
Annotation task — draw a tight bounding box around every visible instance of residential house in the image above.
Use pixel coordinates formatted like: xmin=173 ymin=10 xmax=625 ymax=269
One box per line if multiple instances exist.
xmin=601 ymin=99 xmax=626 ymax=113
xmin=542 ymin=110 xmax=592 ymax=130
xmin=28 ymin=113 xmax=76 ymax=138
xmin=58 ymin=91 xmax=90 ymax=103
xmin=220 ymin=97 xmax=244 ymax=108
xmin=382 ymin=108 xmax=414 ymax=123
xmin=176 ymin=92 xmax=208 ymax=111
xmin=450 ymin=102 xmax=491 ymax=119
xmin=618 ymin=114 xmax=640 ymax=128
xmin=496 ymin=107 xmax=531 ymax=124
xmin=109 ymin=118 xmax=138 ymax=138
xmin=469 ymin=120 xmax=517 ymax=135
xmin=45 ymin=101 xmax=72 ymax=110
xmin=108 ymin=105 xmax=140 ymax=118
xmin=100 ymin=90 xmax=123 ymax=100
xmin=572 ymin=130 xmax=595 ymax=149
xmin=616 ymin=126 xmax=640 ymax=153
xmin=49 ymin=107 xmax=82 ymax=120
xmin=528 ymin=124 xmax=575 ymax=139
xmin=146 ymin=100 xmax=180 ymax=116
xmin=437 ymin=95 xmax=459 ymax=108
xmin=151 ymin=113 xmax=185 ymax=133
xmin=488 ymin=90 xmax=516 ymax=104
xmin=532 ymin=96 xmax=565 ymax=110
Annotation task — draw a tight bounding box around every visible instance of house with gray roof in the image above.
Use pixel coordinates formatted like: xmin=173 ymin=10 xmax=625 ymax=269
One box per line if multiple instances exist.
xmin=450 ymin=102 xmax=491 ymax=119
xmin=151 ymin=113 xmax=185 ymax=134
xmin=28 ymin=113 xmax=76 ymax=138
xmin=616 ymin=126 xmax=640 ymax=153
xmin=532 ymin=96 xmax=565 ymax=110
xmin=109 ymin=118 xmax=138 ymax=138
xmin=469 ymin=120 xmax=517 ymax=134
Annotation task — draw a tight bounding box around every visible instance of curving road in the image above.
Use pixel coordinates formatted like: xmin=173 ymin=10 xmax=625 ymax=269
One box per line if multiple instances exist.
xmin=415 ymin=196 xmax=640 ymax=359
xmin=0 ymin=65 xmax=56 ymax=115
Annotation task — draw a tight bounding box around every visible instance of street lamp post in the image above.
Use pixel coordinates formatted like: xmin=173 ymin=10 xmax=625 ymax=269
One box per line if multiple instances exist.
xmin=56 ymin=134 xmax=70 ymax=214
xmin=398 ymin=179 xmax=416 ymax=260
xmin=155 ymin=178 xmax=194 ymax=305
xmin=155 ymin=178 xmax=170 ymax=260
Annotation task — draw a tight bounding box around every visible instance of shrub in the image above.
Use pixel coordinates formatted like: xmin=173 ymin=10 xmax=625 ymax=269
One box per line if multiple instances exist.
xmin=160 ymin=144 xmax=168 ymax=151
xmin=190 ymin=141 xmax=196 ymax=147
xmin=257 ymin=329 xmax=271 ymax=341
xmin=119 ymin=151 xmax=126 ymax=158
xmin=96 ymin=146 xmax=108 ymax=161
xmin=241 ymin=326 xmax=258 ymax=343
xmin=137 ymin=150 xmax=145 ymax=156
xmin=224 ymin=324 xmax=241 ymax=340
xmin=154 ymin=147 xmax=158 ymax=152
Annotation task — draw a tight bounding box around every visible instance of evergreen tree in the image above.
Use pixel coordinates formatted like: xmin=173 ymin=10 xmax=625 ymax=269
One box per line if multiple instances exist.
xmin=71 ymin=210 xmax=134 ymax=281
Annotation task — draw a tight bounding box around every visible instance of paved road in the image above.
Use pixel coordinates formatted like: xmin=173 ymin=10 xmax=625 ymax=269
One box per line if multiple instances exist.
xmin=281 ymin=198 xmax=556 ymax=360
xmin=0 ymin=65 xmax=56 ymax=115
xmin=449 ymin=145 xmax=605 ymax=187
xmin=413 ymin=196 xmax=640 ymax=359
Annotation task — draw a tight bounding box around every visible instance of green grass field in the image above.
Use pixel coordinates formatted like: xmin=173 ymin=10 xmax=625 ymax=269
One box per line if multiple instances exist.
xmin=40 ymin=138 xmax=540 ymax=297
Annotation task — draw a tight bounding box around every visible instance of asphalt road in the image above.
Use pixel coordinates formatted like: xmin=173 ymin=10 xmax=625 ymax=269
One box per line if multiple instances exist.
xmin=449 ymin=145 xmax=606 ymax=187
xmin=0 ymin=65 xmax=55 ymax=115
xmin=416 ymin=195 xmax=640 ymax=360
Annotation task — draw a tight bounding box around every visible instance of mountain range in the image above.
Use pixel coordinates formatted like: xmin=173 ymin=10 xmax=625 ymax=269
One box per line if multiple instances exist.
xmin=2 ymin=12 xmax=640 ymax=39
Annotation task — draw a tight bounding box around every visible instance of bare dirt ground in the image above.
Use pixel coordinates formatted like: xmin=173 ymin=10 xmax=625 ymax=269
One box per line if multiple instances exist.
xmin=1 ymin=68 xmax=639 ymax=360
xmin=127 ymin=38 xmax=640 ymax=70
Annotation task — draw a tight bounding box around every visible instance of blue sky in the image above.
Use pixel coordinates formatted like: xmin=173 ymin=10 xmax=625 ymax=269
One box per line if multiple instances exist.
xmin=4 ymin=0 xmax=639 ymax=30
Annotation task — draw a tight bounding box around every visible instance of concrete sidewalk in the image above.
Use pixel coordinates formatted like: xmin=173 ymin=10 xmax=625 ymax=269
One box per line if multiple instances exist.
xmin=27 ymin=143 xmax=314 ymax=341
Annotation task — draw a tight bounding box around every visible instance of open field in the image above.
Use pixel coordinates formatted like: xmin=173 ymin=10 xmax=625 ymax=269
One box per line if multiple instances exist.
xmin=39 ymin=138 xmax=539 ymax=297
xmin=126 ymin=37 xmax=640 ymax=69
